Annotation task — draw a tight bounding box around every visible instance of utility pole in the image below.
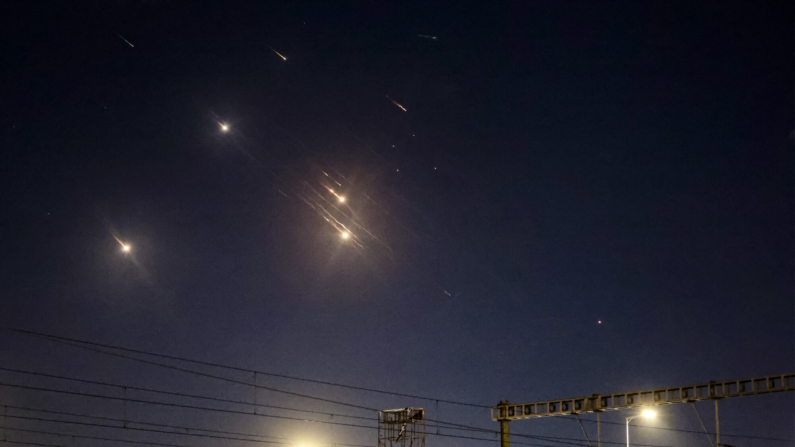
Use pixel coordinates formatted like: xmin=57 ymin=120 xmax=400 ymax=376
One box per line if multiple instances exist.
xmin=597 ymin=411 xmax=601 ymax=447
xmin=497 ymin=400 xmax=510 ymax=447
xmin=714 ymin=399 xmax=720 ymax=447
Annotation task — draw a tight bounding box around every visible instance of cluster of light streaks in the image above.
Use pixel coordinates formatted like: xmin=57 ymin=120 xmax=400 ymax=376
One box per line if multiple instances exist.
xmin=110 ymin=30 xmax=464 ymax=300
xmin=205 ymin=98 xmax=461 ymax=298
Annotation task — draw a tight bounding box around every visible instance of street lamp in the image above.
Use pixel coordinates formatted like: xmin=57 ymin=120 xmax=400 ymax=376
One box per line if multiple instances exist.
xmin=626 ymin=410 xmax=656 ymax=447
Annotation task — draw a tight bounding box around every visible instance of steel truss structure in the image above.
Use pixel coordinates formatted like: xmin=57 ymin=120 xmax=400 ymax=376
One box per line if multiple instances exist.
xmin=492 ymin=373 xmax=795 ymax=421
xmin=378 ymin=407 xmax=425 ymax=447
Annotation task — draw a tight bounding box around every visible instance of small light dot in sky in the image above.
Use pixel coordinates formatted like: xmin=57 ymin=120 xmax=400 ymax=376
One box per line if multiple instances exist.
xmin=220 ymin=124 xmax=229 ymax=132
xmin=339 ymin=197 xmax=345 ymax=202
xmin=342 ymin=232 xmax=349 ymax=239
xmin=122 ymin=245 xmax=131 ymax=252
xmin=598 ymin=320 xmax=602 ymax=324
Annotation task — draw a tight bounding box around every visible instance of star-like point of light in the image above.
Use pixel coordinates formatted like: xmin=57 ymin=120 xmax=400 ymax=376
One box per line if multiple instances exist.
xmin=220 ymin=123 xmax=229 ymax=132
xmin=338 ymin=196 xmax=345 ymax=202
xmin=341 ymin=232 xmax=350 ymax=239
xmin=122 ymin=245 xmax=131 ymax=252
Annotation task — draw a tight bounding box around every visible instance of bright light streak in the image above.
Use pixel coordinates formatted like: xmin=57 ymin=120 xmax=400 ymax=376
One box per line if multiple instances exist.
xmin=641 ymin=410 xmax=656 ymax=418
xmin=114 ymin=236 xmax=131 ymax=253
xmin=116 ymin=33 xmax=134 ymax=48
xmin=386 ymin=95 xmax=407 ymax=112
xmin=220 ymin=123 xmax=229 ymax=132
xmin=269 ymin=47 xmax=287 ymax=60
xmin=323 ymin=184 xmax=345 ymax=202
xmin=342 ymin=232 xmax=350 ymax=239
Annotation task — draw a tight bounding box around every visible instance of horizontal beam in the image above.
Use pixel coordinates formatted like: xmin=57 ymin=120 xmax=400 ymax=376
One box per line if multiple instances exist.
xmin=492 ymin=373 xmax=795 ymax=421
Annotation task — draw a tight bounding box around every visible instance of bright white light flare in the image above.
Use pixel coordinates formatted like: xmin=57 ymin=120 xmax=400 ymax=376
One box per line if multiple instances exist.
xmin=641 ymin=410 xmax=656 ymax=418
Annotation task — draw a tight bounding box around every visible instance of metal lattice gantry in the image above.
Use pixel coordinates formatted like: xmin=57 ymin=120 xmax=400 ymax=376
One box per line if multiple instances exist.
xmin=492 ymin=373 xmax=795 ymax=421
xmin=378 ymin=408 xmax=425 ymax=447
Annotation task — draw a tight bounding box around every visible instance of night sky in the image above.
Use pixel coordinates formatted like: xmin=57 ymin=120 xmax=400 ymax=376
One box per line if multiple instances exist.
xmin=1 ymin=2 xmax=793 ymax=447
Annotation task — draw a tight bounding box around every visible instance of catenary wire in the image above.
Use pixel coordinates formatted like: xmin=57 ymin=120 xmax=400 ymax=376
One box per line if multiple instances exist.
xmin=5 ymin=330 xmax=794 ymax=445
xmin=0 ymin=367 xmax=370 ymax=422
xmin=0 ymin=409 xmax=590 ymax=447
xmin=3 ymin=329 xmax=378 ymax=413
xmin=1 ymin=381 xmax=760 ymax=447
xmin=4 ymin=328 xmax=490 ymax=409
xmin=0 ymin=369 xmax=582 ymax=445
xmin=1 ymin=413 xmax=371 ymax=447
xmin=1 ymin=441 xmax=70 ymax=447
xmin=2 ymin=404 xmax=289 ymax=441
xmin=3 ymin=406 xmax=588 ymax=447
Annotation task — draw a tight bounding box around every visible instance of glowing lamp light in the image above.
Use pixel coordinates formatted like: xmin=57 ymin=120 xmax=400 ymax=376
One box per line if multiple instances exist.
xmin=641 ymin=410 xmax=656 ymax=418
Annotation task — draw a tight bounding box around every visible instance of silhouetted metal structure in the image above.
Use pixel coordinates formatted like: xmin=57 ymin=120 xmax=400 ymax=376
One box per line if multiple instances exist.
xmin=494 ymin=373 xmax=795 ymax=447
xmin=378 ymin=408 xmax=425 ymax=447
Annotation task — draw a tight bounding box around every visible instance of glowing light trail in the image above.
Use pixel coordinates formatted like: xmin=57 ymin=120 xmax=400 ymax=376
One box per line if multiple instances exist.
xmin=269 ymin=47 xmax=287 ymax=60
xmin=113 ymin=236 xmax=131 ymax=252
xmin=386 ymin=95 xmax=407 ymax=112
xmin=116 ymin=33 xmax=134 ymax=48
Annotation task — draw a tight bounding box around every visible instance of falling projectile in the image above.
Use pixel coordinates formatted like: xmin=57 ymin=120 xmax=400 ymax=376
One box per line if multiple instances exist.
xmin=269 ymin=47 xmax=287 ymax=60
xmin=116 ymin=33 xmax=134 ymax=48
xmin=418 ymin=34 xmax=438 ymax=40
xmin=386 ymin=95 xmax=407 ymax=112
xmin=113 ymin=236 xmax=131 ymax=252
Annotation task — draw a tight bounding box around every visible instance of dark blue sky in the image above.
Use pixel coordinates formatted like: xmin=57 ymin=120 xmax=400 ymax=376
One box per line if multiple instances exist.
xmin=1 ymin=2 xmax=792 ymax=447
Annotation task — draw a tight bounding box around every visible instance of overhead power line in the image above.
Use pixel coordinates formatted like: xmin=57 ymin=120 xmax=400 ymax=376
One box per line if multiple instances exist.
xmin=3 ymin=404 xmax=287 ymax=441
xmin=5 ymin=327 xmax=490 ymax=409
xmin=3 ymin=381 xmax=762 ymax=447
xmin=2 ymin=404 xmax=590 ymax=447
xmin=0 ymin=366 xmax=370 ymax=422
xmin=0 ymin=369 xmax=581 ymax=447
xmin=1 ymin=441 xmax=70 ymax=447
xmin=5 ymin=329 xmax=793 ymax=446
xmin=0 ymin=421 xmax=582 ymax=447
xmin=2 ymin=426 xmax=217 ymax=447
xmin=1 ymin=411 xmax=371 ymax=447
xmin=4 ymin=329 xmax=378 ymax=413
xmin=0 ymin=381 xmax=377 ymax=430
xmin=0 ymin=406 xmax=588 ymax=447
